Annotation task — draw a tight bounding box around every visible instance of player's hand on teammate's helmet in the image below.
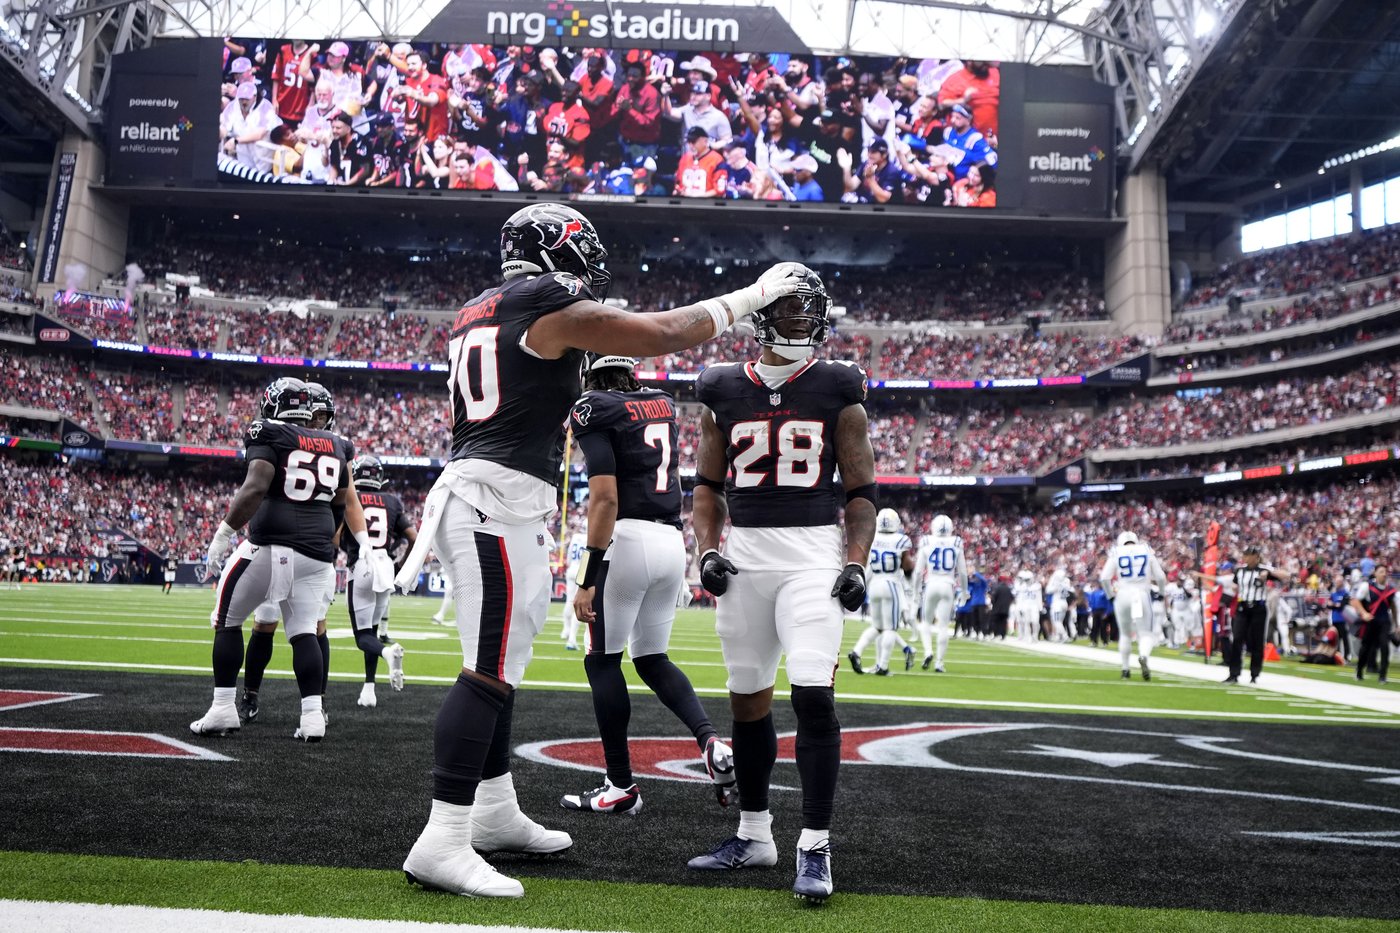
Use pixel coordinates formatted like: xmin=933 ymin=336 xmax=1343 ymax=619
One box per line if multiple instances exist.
xmin=699 ymin=549 xmax=738 ymax=597
xmin=832 ymin=562 xmax=867 ymax=612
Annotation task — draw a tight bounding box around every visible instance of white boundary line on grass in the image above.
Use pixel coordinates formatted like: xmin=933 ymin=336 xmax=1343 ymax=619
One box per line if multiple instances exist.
xmin=0 ymin=900 xmax=616 ymax=933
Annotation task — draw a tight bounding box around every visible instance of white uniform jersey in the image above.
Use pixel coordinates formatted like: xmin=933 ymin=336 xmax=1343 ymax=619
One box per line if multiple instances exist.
xmin=918 ymin=534 xmax=968 ymax=596
xmin=565 ymin=533 xmax=589 ymax=578
xmin=868 ymin=531 xmax=913 ymax=577
xmin=1046 ymin=569 xmax=1072 ymax=604
xmin=1012 ymin=578 xmax=1043 ymax=606
xmin=1099 ymin=542 xmax=1166 ymax=594
xmin=1165 ymin=582 xmax=1187 ymax=613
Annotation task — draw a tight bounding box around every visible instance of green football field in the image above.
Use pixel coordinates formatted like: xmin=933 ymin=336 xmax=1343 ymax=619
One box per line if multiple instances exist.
xmin=1 ymin=584 xmax=1397 ymax=933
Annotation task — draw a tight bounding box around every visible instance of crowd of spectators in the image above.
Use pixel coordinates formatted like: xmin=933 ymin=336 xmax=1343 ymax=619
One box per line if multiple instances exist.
xmin=179 ymin=380 xmax=237 ymax=445
xmin=225 ymin=306 xmax=333 ymax=358
xmin=92 ymin=371 xmax=176 ymax=442
xmin=50 ymin=297 xmax=139 ymax=342
xmin=878 ymin=330 xmax=1149 ymax=379
xmin=0 ymin=348 xmax=93 ymax=419
xmin=1160 ymin=318 xmax=1400 ymax=377
xmin=330 ymin=312 xmax=434 ymax=360
xmin=1185 ymin=224 xmax=1400 ymax=310
xmin=144 ymin=304 xmax=225 ymax=350
xmin=1096 ymin=429 xmax=1400 ymax=481
xmin=0 ymin=308 xmax=31 ymax=338
xmin=1167 ymin=278 xmax=1400 ymax=344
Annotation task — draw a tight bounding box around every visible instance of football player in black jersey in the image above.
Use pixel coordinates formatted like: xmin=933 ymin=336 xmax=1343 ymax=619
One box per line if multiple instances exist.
xmin=393 ymin=203 xmax=805 ymax=899
xmin=686 ymin=264 xmax=876 ymax=905
xmin=559 ymin=355 xmax=736 ymax=815
xmin=344 ymin=454 xmax=417 ymax=709
xmin=240 ymin=381 xmax=349 ymax=724
xmin=192 ymin=377 xmax=370 ymax=743
xmin=163 ymin=556 xmax=179 ymax=593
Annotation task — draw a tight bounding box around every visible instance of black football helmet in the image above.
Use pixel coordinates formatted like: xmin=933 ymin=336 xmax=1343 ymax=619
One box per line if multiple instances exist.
xmin=751 ymin=262 xmax=831 ymax=358
xmin=260 ymin=377 xmax=313 ymax=422
xmin=305 ymin=381 xmax=335 ymax=429
xmin=500 ymin=204 xmax=611 ymax=299
xmin=350 ymin=454 xmax=386 ymax=490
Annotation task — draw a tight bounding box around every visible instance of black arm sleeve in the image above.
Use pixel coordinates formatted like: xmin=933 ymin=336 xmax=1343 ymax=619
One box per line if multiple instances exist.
xmin=576 ymin=430 xmax=617 ymax=476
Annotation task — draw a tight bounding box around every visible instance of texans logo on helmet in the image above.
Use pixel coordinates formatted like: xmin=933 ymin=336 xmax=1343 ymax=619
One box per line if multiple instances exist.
xmin=548 ymin=218 xmax=584 ymax=249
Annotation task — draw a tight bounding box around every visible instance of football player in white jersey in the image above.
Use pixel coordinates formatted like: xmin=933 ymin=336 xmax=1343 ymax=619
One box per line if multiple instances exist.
xmin=917 ymin=514 xmax=967 ymax=672
xmin=560 ymin=529 xmax=589 ymax=651
xmin=1045 ymin=564 xmax=1073 ymax=643
xmin=1164 ymin=577 xmax=1188 ymax=649
xmin=1099 ymin=531 xmax=1166 ymax=680
xmin=1011 ymin=570 xmax=1042 ymax=642
xmin=849 ymin=509 xmax=914 ymax=675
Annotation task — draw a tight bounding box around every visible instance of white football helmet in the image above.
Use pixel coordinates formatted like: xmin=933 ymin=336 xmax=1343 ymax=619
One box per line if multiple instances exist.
xmin=876 ymin=508 xmax=901 ymax=534
xmin=1116 ymin=531 xmax=1138 ymax=548
xmin=931 ymin=514 xmax=954 ymax=536
xmin=1017 ymin=569 xmax=1034 ymax=583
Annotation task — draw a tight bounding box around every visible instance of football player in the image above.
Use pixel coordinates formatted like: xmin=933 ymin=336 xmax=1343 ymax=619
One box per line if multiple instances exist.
xmin=560 ymin=355 xmax=736 ymax=815
xmin=343 ymin=454 xmax=415 ymax=709
xmin=917 ymin=513 xmax=967 ymax=672
xmin=1164 ymin=576 xmax=1188 ymax=649
xmin=192 ymin=377 xmax=369 ymax=742
xmin=238 ymin=381 xmax=349 ymax=724
xmin=1045 ymin=563 xmax=1073 ymax=643
xmin=849 ymin=508 xmax=913 ymax=675
xmin=163 ymin=555 xmax=179 ymax=594
xmin=390 ymin=203 xmax=804 ymax=899
xmin=431 ymin=562 xmax=455 ymax=625
xmin=1099 ymin=531 xmax=1167 ymax=681
xmin=560 ymin=526 xmax=589 ymax=650
xmin=687 ymin=263 xmax=876 ymax=905
xmin=1011 ymin=570 xmax=1042 ymax=642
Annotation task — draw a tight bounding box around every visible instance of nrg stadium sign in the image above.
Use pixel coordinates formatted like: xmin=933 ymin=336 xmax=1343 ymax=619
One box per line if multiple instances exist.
xmin=417 ymin=1 xmax=810 ymax=52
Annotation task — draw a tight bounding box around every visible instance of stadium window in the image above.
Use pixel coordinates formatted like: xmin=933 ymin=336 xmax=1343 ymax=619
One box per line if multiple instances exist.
xmin=1386 ymin=175 xmax=1400 ymax=226
xmin=1333 ymin=193 xmax=1353 ymax=236
xmin=1285 ymin=205 xmax=1311 ymax=244
xmin=1309 ymin=200 xmax=1334 ymax=240
xmin=1241 ymin=215 xmax=1286 ymax=253
xmin=1359 ymin=179 xmax=1386 ymax=229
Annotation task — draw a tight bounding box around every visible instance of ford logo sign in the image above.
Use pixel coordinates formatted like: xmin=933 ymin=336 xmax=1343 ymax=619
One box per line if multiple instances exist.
xmin=63 ymin=431 xmax=91 ymax=446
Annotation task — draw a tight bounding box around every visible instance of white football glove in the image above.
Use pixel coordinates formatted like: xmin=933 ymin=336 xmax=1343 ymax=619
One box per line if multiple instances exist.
xmin=710 ymin=263 xmax=805 ymax=323
xmin=205 ymin=521 xmax=236 ymax=575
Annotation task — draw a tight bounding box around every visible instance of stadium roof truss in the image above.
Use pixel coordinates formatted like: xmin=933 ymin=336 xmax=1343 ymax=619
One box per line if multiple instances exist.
xmin=0 ymin=0 xmax=1240 ymax=165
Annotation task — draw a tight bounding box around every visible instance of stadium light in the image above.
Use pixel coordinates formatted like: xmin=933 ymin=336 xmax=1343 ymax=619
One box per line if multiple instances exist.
xmin=1193 ymin=8 xmax=1218 ymax=39
xmin=1320 ymin=132 xmax=1400 ymax=171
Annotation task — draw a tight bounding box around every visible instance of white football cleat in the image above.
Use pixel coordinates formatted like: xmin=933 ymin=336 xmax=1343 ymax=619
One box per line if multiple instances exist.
xmin=703 ymin=736 xmax=738 ymax=807
xmin=358 ymin=683 xmax=377 ymax=708
xmin=190 ymin=704 xmax=241 ymax=736
xmin=293 ymin=708 xmax=326 ymax=742
xmin=404 ymin=828 xmax=523 ymax=898
xmin=560 ymin=776 xmax=643 ymax=815
xmin=386 ymin=643 xmax=405 ymax=691
xmin=472 ymin=775 xmax=572 ymax=856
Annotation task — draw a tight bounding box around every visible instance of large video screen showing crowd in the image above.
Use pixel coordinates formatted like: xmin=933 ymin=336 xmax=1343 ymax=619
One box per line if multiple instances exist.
xmin=216 ymin=40 xmax=1000 ymax=207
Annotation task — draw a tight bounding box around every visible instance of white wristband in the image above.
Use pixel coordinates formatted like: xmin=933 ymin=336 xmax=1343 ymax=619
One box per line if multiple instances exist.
xmin=354 ymin=530 xmax=372 ymax=552
xmin=699 ymin=299 xmax=731 ymax=338
xmin=215 ymin=521 xmax=236 ymax=542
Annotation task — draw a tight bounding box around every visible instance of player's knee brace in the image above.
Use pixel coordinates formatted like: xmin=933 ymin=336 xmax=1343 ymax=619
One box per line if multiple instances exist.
xmin=790 ymin=685 xmax=840 ymax=743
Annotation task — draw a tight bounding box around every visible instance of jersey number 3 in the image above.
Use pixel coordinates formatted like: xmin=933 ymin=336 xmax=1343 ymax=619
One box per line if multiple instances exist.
xmin=730 ymin=420 xmax=823 ymax=488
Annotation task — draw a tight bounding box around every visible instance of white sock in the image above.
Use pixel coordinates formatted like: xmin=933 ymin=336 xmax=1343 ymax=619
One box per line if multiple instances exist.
xmin=213 ymin=686 xmax=236 ymax=706
xmin=738 ymin=810 xmax=773 ymax=843
xmin=300 ymin=695 xmax=323 ymax=715
xmin=852 ymin=626 xmax=877 ymax=656
xmin=1139 ymin=632 xmax=1155 ymax=662
xmin=918 ymin=620 xmax=933 ymax=657
xmin=1119 ymin=633 xmax=1132 ymax=671
xmin=797 ymin=828 xmax=830 ymax=850
xmin=875 ymin=630 xmax=895 ymax=670
xmin=936 ymin=622 xmax=951 ymax=665
xmin=361 ymin=682 xmax=376 ymax=695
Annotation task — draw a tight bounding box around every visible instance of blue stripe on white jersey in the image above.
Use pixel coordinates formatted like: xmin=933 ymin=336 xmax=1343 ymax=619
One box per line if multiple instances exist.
xmin=868 ymin=532 xmax=911 ymax=575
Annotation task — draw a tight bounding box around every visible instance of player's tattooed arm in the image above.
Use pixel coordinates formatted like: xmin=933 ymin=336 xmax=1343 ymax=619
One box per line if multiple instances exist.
xmin=222 ymin=459 xmax=276 ymax=529
xmin=692 ymin=408 xmax=729 ymax=556
xmin=526 ymin=300 xmax=724 ymax=359
xmin=836 ymin=403 xmax=877 ymax=566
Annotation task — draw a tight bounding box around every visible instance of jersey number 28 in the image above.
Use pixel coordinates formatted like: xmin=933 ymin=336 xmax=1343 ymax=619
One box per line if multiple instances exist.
xmin=731 ymin=419 xmax=824 ymax=488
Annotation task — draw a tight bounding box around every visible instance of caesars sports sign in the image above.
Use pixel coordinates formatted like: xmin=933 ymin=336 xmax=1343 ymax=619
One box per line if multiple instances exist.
xmin=417 ymin=1 xmax=808 ymax=51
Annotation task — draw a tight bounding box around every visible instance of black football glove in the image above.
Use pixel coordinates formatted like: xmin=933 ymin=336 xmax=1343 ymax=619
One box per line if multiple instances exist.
xmin=831 ymin=562 xmax=867 ymax=612
xmin=699 ymin=549 xmax=738 ymax=597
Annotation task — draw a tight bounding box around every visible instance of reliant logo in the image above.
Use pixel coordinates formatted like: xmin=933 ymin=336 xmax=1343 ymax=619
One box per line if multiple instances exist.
xmin=119 ymin=117 xmax=192 ymax=142
xmin=487 ymin=3 xmax=740 ymax=44
xmin=1028 ymin=146 xmax=1106 ymax=172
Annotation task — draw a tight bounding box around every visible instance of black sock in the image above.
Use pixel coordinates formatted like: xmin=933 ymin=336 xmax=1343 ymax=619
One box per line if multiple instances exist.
xmin=633 ymin=652 xmax=715 ymax=750
xmin=792 ymin=686 xmax=841 ymax=831
xmin=354 ymin=630 xmax=384 ymax=683
xmin=364 ymin=653 xmax=378 ymax=683
xmin=317 ymin=632 xmax=330 ymax=695
xmin=585 ymin=652 xmax=633 ymax=785
xmin=482 ymin=690 xmax=515 ymax=781
xmin=432 ymin=674 xmax=507 ymax=805
xmin=212 ymin=627 xmax=245 ymax=689
xmin=731 ymin=713 xmax=777 ymax=813
xmin=243 ymin=629 xmax=275 ymax=694
xmin=288 ymin=633 xmax=323 ymax=699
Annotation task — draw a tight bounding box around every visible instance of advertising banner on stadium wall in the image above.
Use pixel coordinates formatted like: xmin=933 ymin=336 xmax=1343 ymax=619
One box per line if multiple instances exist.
xmin=33 ymin=314 xmax=80 ymax=346
xmin=417 ymin=1 xmax=810 ymax=53
xmin=106 ymin=40 xmax=221 ymax=185
xmin=1086 ymin=353 xmax=1151 ymax=385
xmin=59 ymin=418 xmax=102 ymax=450
xmin=38 ymin=152 xmax=77 ymax=285
xmin=1022 ymin=100 xmax=1114 ymax=215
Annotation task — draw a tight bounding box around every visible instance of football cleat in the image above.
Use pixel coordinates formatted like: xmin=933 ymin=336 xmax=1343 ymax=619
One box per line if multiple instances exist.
xmin=847 ymin=651 xmax=864 ymax=675
xmin=703 ymin=736 xmax=738 ymax=807
xmin=472 ymin=807 xmax=572 ymax=857
xmin=293 ymin=708 xmax=326 ymax=742
xmin=903 ymin=645 xmax=915 ymax=671
xmin=1224 ymin=675 xmax=1240 ymax=684
xmin=358 ymin=683 xmax=377 ymax=708
xmin=793 ymin=839 xmax=834 ymax=904
xmin=190 ymin=704 xmax=241 ymax=736
xmin=1139 ymin=657 xmax=1151 ymax=682
xmin=559 ymin=777 xmax=642 ymax=815
xmin=565 ymin=643 xmax=579 ymax=651
xmin=687 ymin=835 xmax=778 ymax=870
xmin=386 ymin=643 xmax=406 ymax=691
xmin=873 ymin=667 xmax=890 ymax=677
xmin=238 ymin=690 xmax=259 ymax=722
xmin=922 ymin=655 xmax=933 ymax=671
xmin=1121 ymin=670 xmax=1131 ymax=679
xmin=935 ymin=663 xmax=946 ymax=674
xmin=403 ymin=831 xmax=523 ymax=898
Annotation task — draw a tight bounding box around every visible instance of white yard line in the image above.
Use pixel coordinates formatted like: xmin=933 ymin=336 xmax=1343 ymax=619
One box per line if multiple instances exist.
xmin=997 ymin=640 xmax=1400 ymax=717
xmin=0 ymin=900 xmax=617 ymax=933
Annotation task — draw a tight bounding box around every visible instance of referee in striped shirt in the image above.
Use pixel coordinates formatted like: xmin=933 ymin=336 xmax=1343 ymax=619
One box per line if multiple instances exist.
xmin=1206 ymin=546 xmax=1290 ymax=684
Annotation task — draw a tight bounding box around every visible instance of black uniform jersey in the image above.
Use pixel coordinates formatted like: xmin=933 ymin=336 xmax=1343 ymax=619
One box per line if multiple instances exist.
xmin=244 ymin=418 xmax=350 ymax=562
xmin=329 ymin=432 xmax=355 ymax=533
xmin=696 ymin=359 xmax=866 ymax=528
xmin=165 ymin=559 xmax=178 ymax=573
xmin=344 ymin=489 xmax=411 ymax=566
xmin=569 ymin=387 xmax=681 ymax=525
xmin=447 ymin=271 xmax=588 ymax=483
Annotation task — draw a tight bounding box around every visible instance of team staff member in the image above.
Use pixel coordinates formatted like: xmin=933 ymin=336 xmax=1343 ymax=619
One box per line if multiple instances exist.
xmin=1200 ymin=546 xmax=1290 ymax=685
xmin=1350 ymin=564 xmax=1395 ymax=684
xmin=391 ymin=203 xmax=803 ymax=899
xmin=562 ymin=355 xmax=735 ymax=815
